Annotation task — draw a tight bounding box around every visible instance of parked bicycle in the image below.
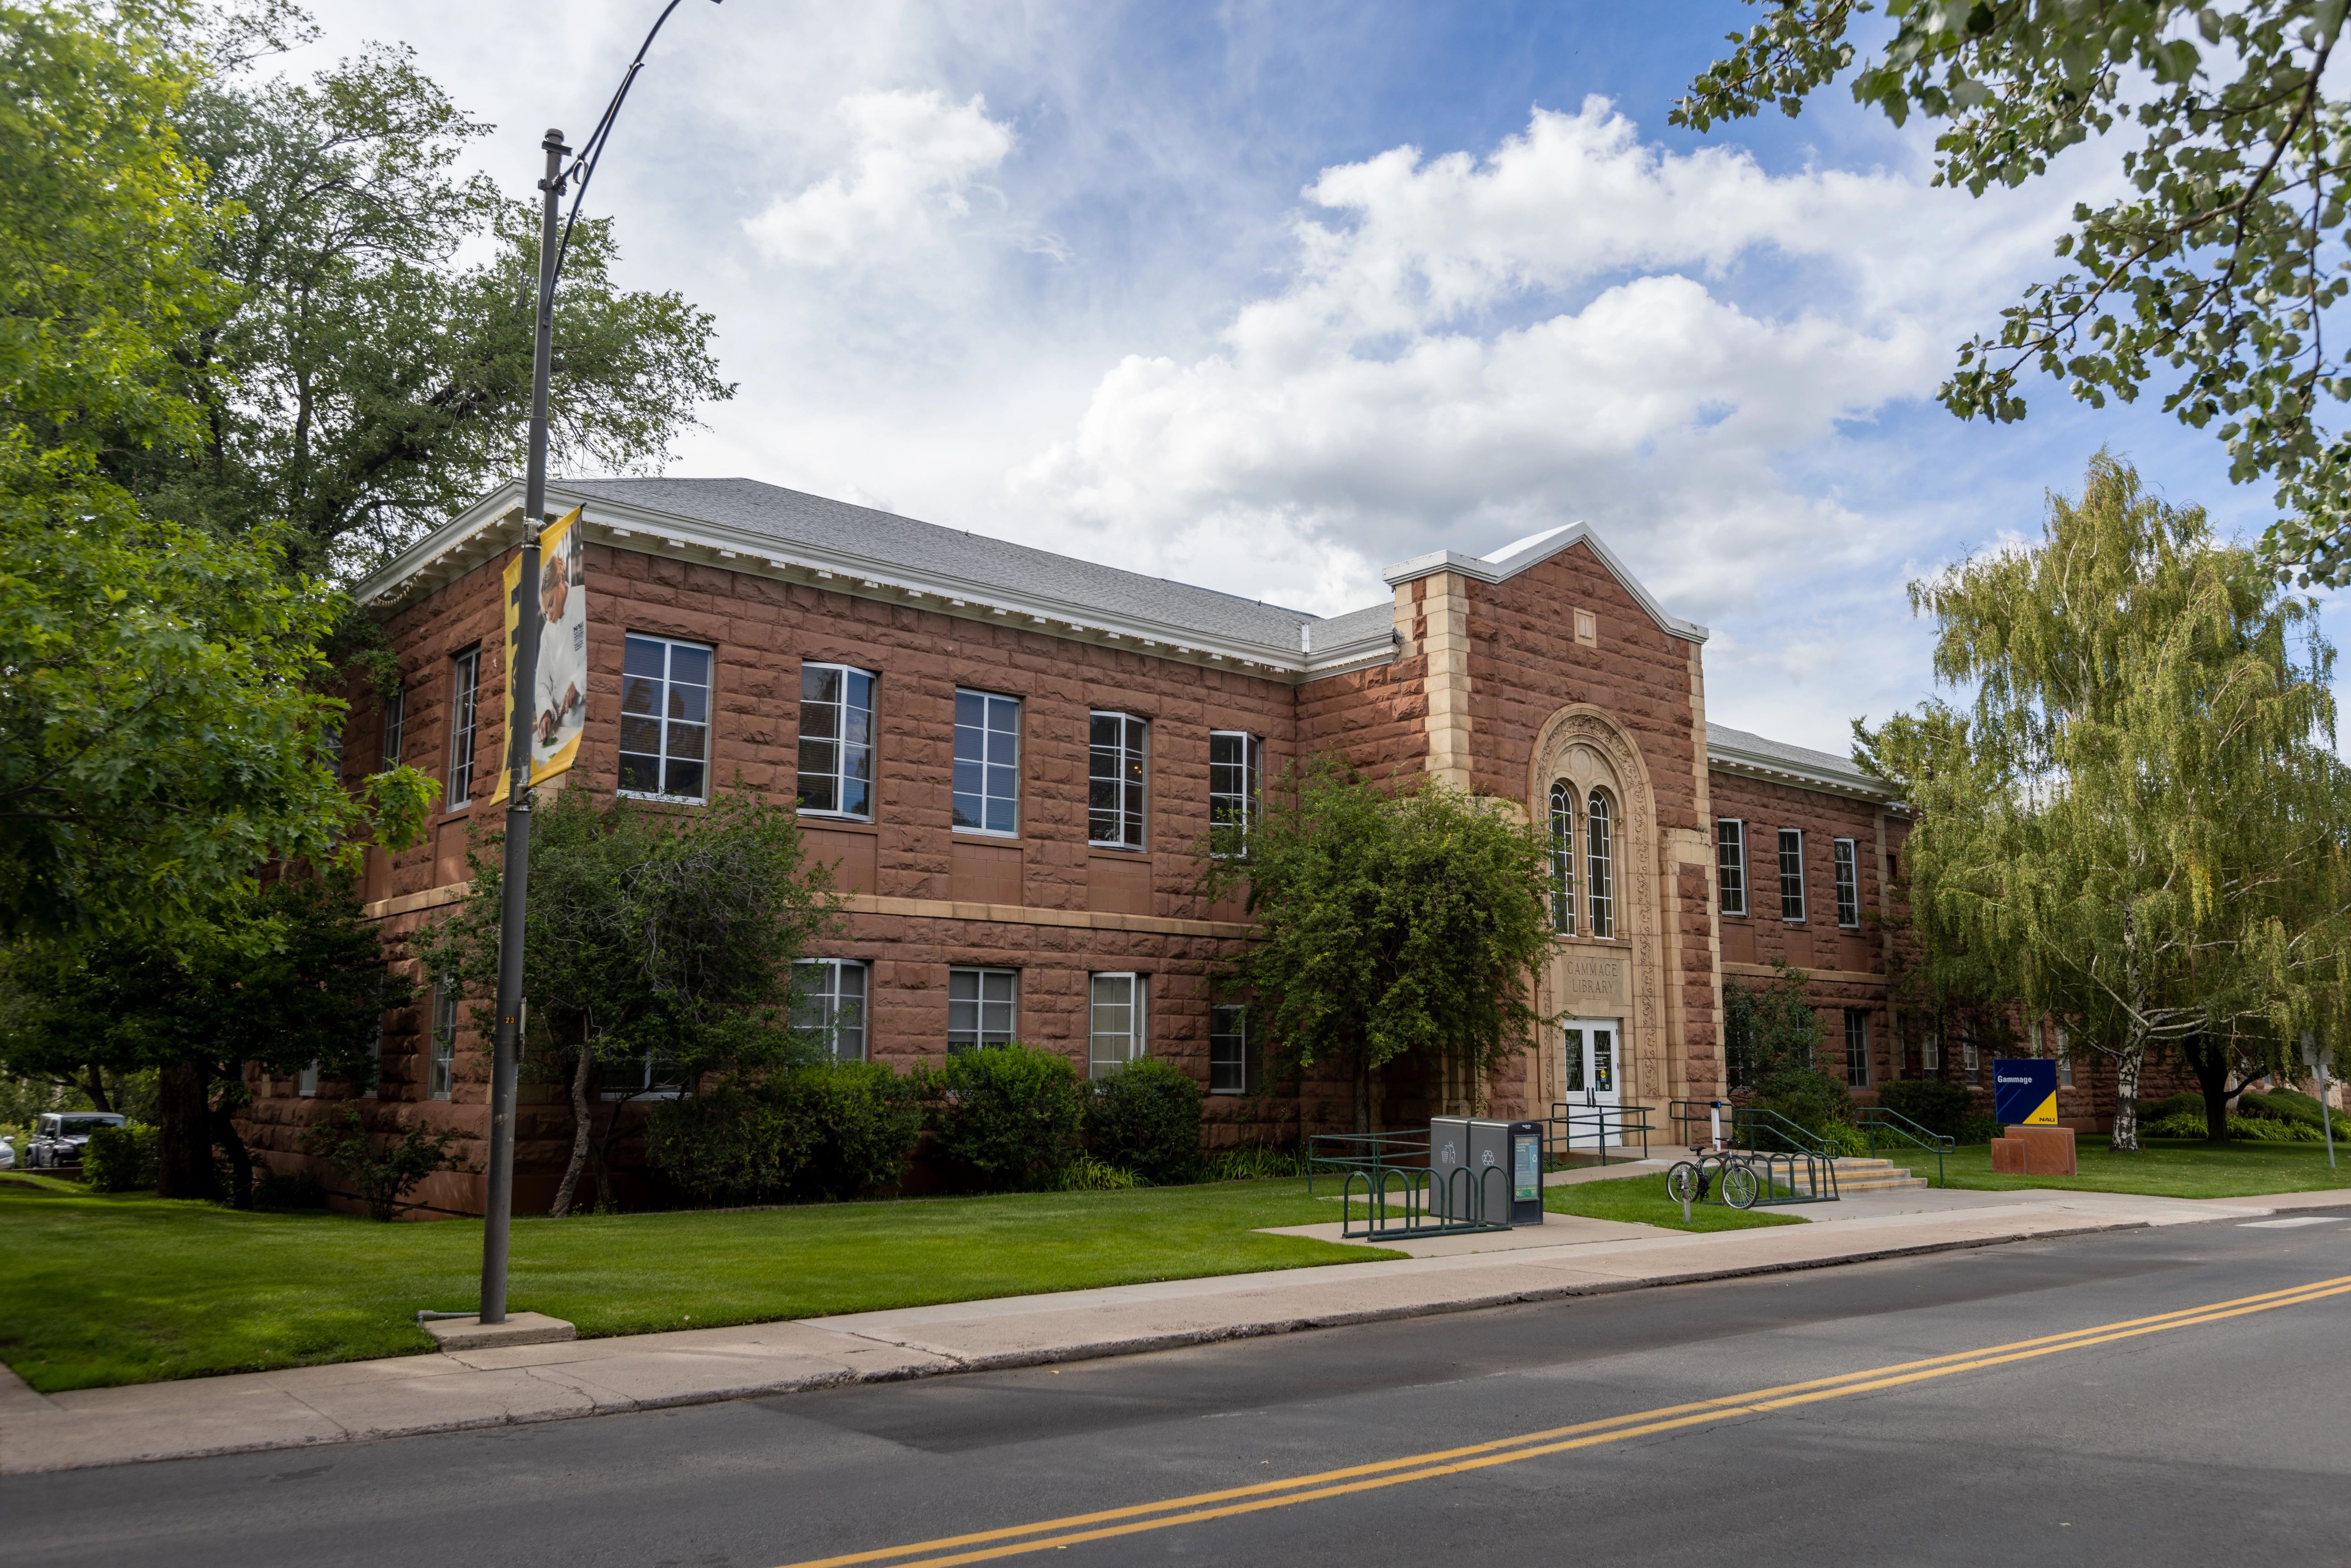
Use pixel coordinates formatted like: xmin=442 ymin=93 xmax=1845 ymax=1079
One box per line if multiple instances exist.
xmin=1665 ymin=1146 xmax=1761 ymax=1210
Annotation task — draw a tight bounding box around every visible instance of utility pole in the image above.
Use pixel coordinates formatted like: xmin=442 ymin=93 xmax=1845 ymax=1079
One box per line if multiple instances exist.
xmin=479 ymin=127 xmax=568 ymax=1326
xmin=471 ymin=0 xmax=720 ymax=1328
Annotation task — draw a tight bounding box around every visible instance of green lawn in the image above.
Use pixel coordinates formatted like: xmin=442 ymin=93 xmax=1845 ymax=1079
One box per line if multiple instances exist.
xmin=1934 ymin=1136 xmax=2351 ymax=1199
xmin=1544 ymin=1171 xmax=1805 ymax=1233
xmin=0 ymin=1175 xmax=1397 ymax=1394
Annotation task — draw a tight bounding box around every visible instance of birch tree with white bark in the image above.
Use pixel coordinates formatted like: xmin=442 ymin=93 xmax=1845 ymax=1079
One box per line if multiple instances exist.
xmin=1857 ymin=454 xmax=2351 ymax=1152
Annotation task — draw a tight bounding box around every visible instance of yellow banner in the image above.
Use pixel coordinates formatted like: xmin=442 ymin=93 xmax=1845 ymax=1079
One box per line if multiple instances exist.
xmin=491 ymin=505 xmax=586 ymax=802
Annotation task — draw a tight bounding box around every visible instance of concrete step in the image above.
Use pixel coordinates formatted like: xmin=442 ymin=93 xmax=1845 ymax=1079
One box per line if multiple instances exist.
xmin=1834 ymin=1174 xmax=1932 ymax=1192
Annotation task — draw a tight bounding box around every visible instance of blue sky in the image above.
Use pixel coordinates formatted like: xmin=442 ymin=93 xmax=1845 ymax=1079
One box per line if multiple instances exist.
xmin=301 ymin=0 xmax=2321 ymax=753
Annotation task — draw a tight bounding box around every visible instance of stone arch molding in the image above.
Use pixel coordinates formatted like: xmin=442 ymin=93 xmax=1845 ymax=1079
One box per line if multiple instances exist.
xmin=1527 ymin=705 xmax=1670 ymax=1111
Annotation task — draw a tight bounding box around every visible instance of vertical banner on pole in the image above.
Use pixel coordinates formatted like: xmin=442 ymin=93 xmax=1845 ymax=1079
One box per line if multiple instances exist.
xmin=493 ymin=505 xmax=587 ymax=802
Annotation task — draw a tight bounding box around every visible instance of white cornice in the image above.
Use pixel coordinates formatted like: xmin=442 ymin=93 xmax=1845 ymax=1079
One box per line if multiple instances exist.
xmin=354 ymin=480 xmax=1399 ymax=686
xmin=1382 ymin=521 xmax=1710 ymax=644
xmin=1706 ymin=734 xmax=1902 ymax=805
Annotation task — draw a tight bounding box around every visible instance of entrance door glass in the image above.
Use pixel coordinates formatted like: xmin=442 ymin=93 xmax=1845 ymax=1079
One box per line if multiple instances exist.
xmin=1561 ymin=1020 xmax=1623 ymax=1148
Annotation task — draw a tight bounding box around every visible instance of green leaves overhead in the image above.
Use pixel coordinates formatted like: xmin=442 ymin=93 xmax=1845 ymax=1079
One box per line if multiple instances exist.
xmin=1202 ymin=759 xmax=1556 ymax=1130
xmin=133 ymin=22 xmax=733 ymax=575
xmin=1676 ymin=2 xmax=2351 ymax=585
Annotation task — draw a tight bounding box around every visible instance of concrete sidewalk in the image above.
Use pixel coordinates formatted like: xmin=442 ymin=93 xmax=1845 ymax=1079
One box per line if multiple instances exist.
xmin=7 ymin=1185 xmax=2349 ymax=1476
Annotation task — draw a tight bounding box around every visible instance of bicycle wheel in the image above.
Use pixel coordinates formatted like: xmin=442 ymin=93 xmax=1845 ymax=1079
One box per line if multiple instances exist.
xmin=1665 ymin=1162 xmax=1702 ymax=1205
xmin=1721 ymin=1164 xmax=1760 ymax=1210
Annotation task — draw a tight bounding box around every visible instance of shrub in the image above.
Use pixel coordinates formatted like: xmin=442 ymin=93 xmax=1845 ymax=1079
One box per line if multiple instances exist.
xmin=645 ymin=1084 xmax=812 ymax=1208
xmin=2239 ymin=1088 xmax=2351 ymax=1139
xmin=2139 ymin=1092 xmax=2205 ymax=1125
xmin=81 ymin=1124 xmax=159 ymax=1192
xmin=1084 ymin=1058 xmax=1203 ymax=1184
xmin=1874 ymin=1079 xmax=1973 ymax=1140
xmin=915 ymin=1043 xmax=1085 ymax=1191
xmin=2145 ymin=1110 xmax=2320 ymax=1143
xmin=1959 ymin=1113 xmax=2004 ymax=1145
xmin=1753 ymin=1067 xmax=1854 ymax=1145
xmin=775 ymin=1062 xmax=922 ymax=1201
xmin=1052 ymin=1152 xmax=1142 ymax=1191
xmin=1202 ymin=1145 xmax=1309 ymax=1181
xmin=301 ymin=1107 xmax=463 ymax=1221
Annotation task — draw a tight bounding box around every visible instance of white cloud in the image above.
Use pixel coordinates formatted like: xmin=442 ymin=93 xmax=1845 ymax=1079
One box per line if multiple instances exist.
xmin=1008 ymin=96 xmax=2070 ymax=628
xmin=744 ymin=89 xmax=1015 ymax=267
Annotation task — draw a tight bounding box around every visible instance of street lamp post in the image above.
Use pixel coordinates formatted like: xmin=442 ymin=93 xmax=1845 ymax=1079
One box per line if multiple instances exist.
xmin=477 ymin=0 xmax=719 ymax=1327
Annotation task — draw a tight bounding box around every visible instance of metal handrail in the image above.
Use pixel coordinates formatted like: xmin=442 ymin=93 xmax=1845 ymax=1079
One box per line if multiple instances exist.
xmin=1543 ymin=1101 xmax=1653 ymax=1167
xmin=1306 ymin=1130 xmax=1428 ymax=1197
xmin=1664 ymin=1101 xmax=1842 ymax=1205
xmin=1856 ymin=1106 xmax=1954 ymax=1188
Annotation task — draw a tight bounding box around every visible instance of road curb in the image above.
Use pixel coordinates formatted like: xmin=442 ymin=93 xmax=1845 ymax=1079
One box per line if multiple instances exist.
xmin=0 ymin=1217 xmax=2155 ymax=1474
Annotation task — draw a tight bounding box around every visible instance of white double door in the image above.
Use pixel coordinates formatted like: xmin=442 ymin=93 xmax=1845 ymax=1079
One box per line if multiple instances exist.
xmin=1560 ymin=1019 xmax=1622 ymax=1149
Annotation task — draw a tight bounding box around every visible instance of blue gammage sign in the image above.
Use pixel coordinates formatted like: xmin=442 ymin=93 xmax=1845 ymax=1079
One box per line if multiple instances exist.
xmin=1992 ymin=1058 xmax=2059 ymax=1126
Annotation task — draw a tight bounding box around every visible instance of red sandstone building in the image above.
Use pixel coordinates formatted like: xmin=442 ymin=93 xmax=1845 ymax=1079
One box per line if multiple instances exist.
xmin=246 ymin=477 xmax=2106 ymax=1213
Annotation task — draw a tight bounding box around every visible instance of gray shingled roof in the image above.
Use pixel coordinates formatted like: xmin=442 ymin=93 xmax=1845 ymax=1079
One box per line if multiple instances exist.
xmin=1707 ymin=723 xmax=1876 ymax=784
xmin=563 ymin=477 xmax=1329 ymax=651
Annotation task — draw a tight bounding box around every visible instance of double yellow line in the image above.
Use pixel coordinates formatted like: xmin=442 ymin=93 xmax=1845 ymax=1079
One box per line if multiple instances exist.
xmin=776 ymin=1272 xmax=2351 ymax=1568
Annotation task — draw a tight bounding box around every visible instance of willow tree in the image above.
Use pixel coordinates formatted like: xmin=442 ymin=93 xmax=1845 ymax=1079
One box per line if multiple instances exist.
xmin=1858 ymin=455 xmax=2351 ymax=1151
xmin=1202 ymin=759 xmax=1554 ymax=1131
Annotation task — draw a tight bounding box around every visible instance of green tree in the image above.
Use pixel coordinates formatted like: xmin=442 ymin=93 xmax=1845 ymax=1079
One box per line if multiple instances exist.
xmin=1202 ymin=758 xmax=1555 ymax=1131
xmin=1675 ymin=2 xmax=2351 ymax=585
xmin=1856 ymin=454 xmax=2351 ymax=1151
xmin=0 ymin=872 xmax=406 ymax=1203
xmin=417 ymin=786 xmax=840 ymax=1216
xmin=123 ymin=6 xmax=731 ymax=575
xmin=0 ymin=2 xmax=433 ymax=939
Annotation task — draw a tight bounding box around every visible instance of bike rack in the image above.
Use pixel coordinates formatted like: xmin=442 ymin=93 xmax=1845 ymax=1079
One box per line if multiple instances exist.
xmin=1339 ymin=1162 xmax=1513 ymax=1240
xmin=1666 ymin=1102 xmax=1842 ymax=1206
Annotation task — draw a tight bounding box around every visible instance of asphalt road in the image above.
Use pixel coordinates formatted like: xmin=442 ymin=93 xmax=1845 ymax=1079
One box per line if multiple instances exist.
xmin=11 ymin=1214 xmax=2351 ymax=1568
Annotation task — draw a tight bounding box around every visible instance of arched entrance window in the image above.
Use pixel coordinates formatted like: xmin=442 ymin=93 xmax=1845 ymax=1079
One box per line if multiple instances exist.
xmin=1548 ymin=780 xmax=1576 ymax=934
xmin=1586 ymin=789 xmax=1615 ymax=938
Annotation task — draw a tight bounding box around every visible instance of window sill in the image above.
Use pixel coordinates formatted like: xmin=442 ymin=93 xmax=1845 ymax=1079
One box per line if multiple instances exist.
xmin=619 ymin=791 xmax=707 ymax=807
xmin=952 ymin=826 xmax=1019 ymax=841
xmin=799 ymin=809 xmax=875 ymax=826
xmin=1088 ymin=843 xmax=1148 ymax=857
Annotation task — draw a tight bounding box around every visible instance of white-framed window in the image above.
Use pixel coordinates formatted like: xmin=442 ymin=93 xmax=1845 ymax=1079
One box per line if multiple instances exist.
xmin=1963 ymin=1034 xmax=1980 ymax=1084
xmin=953 ymin=690 xmax=1020 ymax=836
xmin=1586 ymin=790 xmax=1615 ymax=939
xmin=1549 ymin=781 xmax=1576 ymax=935
xmin=382 ymin=683 xmax=406 ymax=769
xmin=798 ymin=662 xmax=875 ymax=819
xmin=1922 ymin=1024 xmax=1941 ymax=1074
xmin=1089 ymin=713 xmax=1147 ymax=850
xmin=2054 ymin=1021 xmax=2074 ymax=1088
xmin=948 ymin=967 xmax=1017 ymax=1053
xmin=1833 ymin=838 xmax=1861 ymax=927
xmin=600 ymin=1054 xmax=686 ymax=1099
xmin=793 ymin=959 xmax=869 ymax=1062
xmin=1716 ymin=819 xmax=1746 ymax=917
xmin=1210 ymin=1003 xmax=1250 ymax=1095
xmin=1844 ymin=1010 xmax=1870 ymax=1089
xmin=1778 ymin=828 xmax=1806 ymax=922
xmin=1209 ymin=731 xmax=1259 ymax=848
xmin=447 ymin=646 xmax=482 ymax=807
xmin=619 ymin=633 xmax=712 ymax=803
xmin=429 ymin=983 xmax=458 ymax=1100
xmin=1088 ymin=972 xmax=1146 ymax=1077
xmin=297 ymin=1062 xmax=319 ymax=1097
